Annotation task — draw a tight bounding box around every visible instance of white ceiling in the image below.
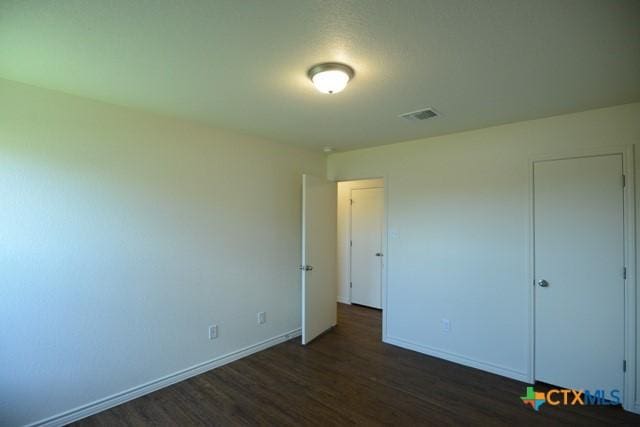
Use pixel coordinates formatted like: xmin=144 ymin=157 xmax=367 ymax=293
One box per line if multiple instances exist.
xmin=1 ymin=0 xmax=639 ymax=150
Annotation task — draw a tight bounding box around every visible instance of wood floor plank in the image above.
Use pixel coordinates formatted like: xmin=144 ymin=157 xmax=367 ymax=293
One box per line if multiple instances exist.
xmin=71 ymin=304 xmax=640 ymax=426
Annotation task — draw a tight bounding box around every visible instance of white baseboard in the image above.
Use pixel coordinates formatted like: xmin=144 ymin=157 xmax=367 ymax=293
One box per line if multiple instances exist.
xmin=629 ymin=402 xmax=640 ymax=415
xmin=384 ymin=335 xmax=529 ymax=383
xmin=29 ymin=328 xmax=302 ymax=427
xmin=337 ymin=295 xmax=351 ymax=304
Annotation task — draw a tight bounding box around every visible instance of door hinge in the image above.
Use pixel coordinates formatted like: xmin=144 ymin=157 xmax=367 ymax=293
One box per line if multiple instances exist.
xmin=350 ymin=240 xmax=352 ymax=247
xmin=623 ymin=360 xmax=627 ymax=372
xmin=350 ymin=198 xmax=354 ymax=205
xmin=623 ymin=174 xmax=626 ymax=187
xmin=350 ymin=282 xmax=352 ymax=288
xmin=623 ymin=267 xmax=627 ymax=280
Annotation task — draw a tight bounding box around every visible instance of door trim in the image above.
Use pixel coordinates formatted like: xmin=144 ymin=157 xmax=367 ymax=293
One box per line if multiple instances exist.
xmin=527 ymin=145 xmax=636 ymax=412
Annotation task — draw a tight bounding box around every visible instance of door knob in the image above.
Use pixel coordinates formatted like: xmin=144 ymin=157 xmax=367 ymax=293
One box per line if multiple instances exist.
xmin=299 ymin=265 xmax=313 ymax=271
xmin=375 ymin=253 xmax=383 ymax=257
xmin=537 ymin=279 xmax=549 ymax=287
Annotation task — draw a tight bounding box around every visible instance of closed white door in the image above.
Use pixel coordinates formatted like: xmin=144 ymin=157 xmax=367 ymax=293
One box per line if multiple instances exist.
xmin=301 ymin=174 xmax=337 ymax=345
xmin=351 ymin=187 xmax=383 ymax=309
xmin=534 ymin=154 xmax=624 ymax=396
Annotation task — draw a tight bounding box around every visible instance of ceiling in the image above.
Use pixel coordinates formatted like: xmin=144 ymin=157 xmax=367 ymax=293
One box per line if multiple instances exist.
xmin=1 ymin=1 xmax=639 ymax=151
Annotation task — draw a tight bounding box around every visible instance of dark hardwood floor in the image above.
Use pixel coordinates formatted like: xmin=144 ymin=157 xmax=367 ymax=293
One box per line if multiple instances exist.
xmin=73 ymin=304 xmax=640 ymax=426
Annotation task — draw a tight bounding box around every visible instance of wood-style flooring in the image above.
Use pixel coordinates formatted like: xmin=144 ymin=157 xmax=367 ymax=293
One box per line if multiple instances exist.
xmin=73 ymin=303 xmax=640 ymax=426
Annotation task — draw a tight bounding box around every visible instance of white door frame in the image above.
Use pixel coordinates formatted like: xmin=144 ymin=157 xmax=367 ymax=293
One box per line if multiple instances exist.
xmin=349 ymin=186 xmax=385 ymax=308
xmin=527 ymin=145 xmax=636 ymax=412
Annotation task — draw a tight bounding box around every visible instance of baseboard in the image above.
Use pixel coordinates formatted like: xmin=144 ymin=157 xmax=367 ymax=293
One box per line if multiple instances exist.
xmin=29 ymin=328 xmax=302 ymax=427
xmin=337 ymin=295 xmax=351 ymax=304
xmin=384 ymin=335 xmax=529 ymax=383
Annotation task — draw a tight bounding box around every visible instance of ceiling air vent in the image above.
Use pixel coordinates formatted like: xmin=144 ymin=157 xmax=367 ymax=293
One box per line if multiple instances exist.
xmin=399 ymin=107 xmax=440 ymax=121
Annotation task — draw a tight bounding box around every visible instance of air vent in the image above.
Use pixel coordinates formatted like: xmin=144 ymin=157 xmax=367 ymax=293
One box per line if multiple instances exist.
xmin=399 ymin=107 xmax=440 ymax=121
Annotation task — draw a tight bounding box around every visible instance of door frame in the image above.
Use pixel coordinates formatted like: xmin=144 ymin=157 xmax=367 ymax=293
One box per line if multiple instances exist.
xmin=349 ymin=186 xmax=385 ymax=308
xmin=527 ymin=145 xmax=636 ymax=412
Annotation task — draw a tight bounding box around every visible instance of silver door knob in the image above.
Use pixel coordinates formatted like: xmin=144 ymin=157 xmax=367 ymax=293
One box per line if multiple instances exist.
xmin=537 ymin=279 xmax=549 ymax=287
xmin=375 ymin=253 xmax=383 ymax=257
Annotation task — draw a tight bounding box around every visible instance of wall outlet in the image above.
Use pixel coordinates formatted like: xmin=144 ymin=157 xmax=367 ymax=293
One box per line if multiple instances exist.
xmin=208 ymin=324 xmax=218 ymax=340
xmin=441 ymin=318 xmax=450 ymax=333
xmin=257 ymin=311 xmax=266 ymax=325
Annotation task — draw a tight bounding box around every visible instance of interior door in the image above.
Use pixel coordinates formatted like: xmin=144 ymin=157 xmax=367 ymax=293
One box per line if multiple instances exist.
xmin=301 ymin=174 xmax=337 ymax=345
xmin=534 ymin=154 xmax=624 ymax=397
xmin=351 ymin=187 xmax=384 ymax=308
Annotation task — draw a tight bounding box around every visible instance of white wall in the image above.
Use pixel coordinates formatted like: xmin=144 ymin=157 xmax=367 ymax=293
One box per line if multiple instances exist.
xmin=336 ymin=179 xmax=384 ymax=303
xmin=328 ymin=103 xmax=640 ymax=402
xmin=0 ymin=78 xmax=326 ymax=426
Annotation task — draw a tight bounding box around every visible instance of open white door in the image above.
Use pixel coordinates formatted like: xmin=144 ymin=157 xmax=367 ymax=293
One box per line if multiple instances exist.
xmin=301 ymin=174 xmax=337 ymax=345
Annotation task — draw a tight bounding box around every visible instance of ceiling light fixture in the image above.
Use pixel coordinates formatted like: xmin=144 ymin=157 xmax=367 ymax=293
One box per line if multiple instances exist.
xmin=308 ymin=62 xmax=355 ymax=94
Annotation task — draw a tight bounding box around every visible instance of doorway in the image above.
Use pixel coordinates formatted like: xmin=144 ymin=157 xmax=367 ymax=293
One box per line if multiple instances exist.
xmin=532 ymin=152 xmax=629 ymax=402
xmin=337 ymin=179 xmax=385 ymax=310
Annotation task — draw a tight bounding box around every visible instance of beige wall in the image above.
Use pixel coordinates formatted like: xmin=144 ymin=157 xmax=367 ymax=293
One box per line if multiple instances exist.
xmin=336 ymin=179 xmax=384 ymax=303
xmin=0 ymin=78 xmax=326 ymax=426
xmin=328 ymin=102 xmax=640 ymax=410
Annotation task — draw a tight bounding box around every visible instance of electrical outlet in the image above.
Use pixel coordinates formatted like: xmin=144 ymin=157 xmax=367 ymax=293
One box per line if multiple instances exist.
xmin=257 ymin=311 xmax=266 ymax=325
xmin=209 ymin=324 xmax=218 ymax=340
xmin=441 ymin=318 xmax=450 ymax=333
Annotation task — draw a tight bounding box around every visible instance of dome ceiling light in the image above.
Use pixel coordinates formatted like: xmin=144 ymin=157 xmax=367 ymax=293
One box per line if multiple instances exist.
xmin=307 ymin=62 xmax=355 ymax=94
